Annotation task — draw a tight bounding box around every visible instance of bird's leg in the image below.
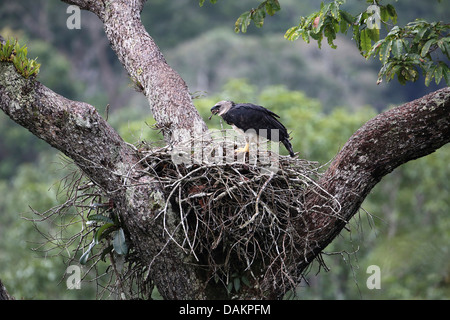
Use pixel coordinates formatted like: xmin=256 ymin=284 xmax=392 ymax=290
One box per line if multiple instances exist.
xmin=235 ymin=142 xmax=250 ymax=154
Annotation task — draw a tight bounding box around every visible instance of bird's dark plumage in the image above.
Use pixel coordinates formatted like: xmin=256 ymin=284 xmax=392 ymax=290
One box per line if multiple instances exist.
xmin=210 ymin=100 xmax=295 ymax=157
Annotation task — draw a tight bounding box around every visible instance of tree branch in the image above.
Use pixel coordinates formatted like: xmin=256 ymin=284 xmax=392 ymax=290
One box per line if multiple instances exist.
xmin=0 ymin=63 xmax=133 ymax=192
xmin=297 ymin=87 xmax=450 ymax=275
xmin=0 ymin=61 xmax=206 ymax=299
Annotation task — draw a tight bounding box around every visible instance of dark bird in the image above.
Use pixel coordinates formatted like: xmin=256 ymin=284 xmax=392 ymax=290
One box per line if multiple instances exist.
xmin=209 ymin=100 xmax=295 ymax=157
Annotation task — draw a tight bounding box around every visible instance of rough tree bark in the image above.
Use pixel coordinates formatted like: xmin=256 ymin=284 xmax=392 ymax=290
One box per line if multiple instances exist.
xmin=0 ymin=280 xmax=14 ymax=300
xmin=65 ymin=0 xmax=208 ymax=144
xmin=0 ymin=62 xmax=206 ymax=299
xmin=298 ymin=88 xmax=450 ymax=273
xmin=0 ymin=0 xmax=449 ymax=299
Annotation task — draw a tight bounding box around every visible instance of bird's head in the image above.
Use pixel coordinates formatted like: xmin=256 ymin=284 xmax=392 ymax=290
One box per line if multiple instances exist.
xmin=209 ymin=100 xmax=233 ymax=120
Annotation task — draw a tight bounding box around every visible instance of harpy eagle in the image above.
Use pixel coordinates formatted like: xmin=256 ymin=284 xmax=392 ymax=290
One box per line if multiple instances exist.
xmin=209 ymin=100 xmax=295 ymax=157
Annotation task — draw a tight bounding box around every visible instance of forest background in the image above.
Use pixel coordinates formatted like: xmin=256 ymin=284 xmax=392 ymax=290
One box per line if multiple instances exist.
xmin=0 ymin=0 xmax=448 ymax=299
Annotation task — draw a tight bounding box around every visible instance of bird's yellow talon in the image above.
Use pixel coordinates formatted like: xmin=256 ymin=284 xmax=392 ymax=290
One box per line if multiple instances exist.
xmin=235 ymin=143 xmax=249 ymax=154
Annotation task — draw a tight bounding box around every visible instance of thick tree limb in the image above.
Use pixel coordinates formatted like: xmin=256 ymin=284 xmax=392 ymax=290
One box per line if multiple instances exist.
xmin=0 ymin=64 xmax=131 ymax=191
xmin=297 ymin=87 xmax=450 ymax=275
xmin=0 ymin=61 xmax=206 ymax=299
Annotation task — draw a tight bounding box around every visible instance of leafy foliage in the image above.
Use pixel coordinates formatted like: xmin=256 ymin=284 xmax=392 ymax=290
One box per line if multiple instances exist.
xmin=284 ymin=1 xmax=449 ymax=86
xmin=234 ymin=0 xmax=281 ymax=33
xmin=368 ymin=20 xmax=450 ymax=85
xmin=198 ymin=0 xmax=218 ymax=7
xmin=229 ymin=0 xmax=449 ymax=86
xmin=200 ymin=0 xmax=282 ymax=33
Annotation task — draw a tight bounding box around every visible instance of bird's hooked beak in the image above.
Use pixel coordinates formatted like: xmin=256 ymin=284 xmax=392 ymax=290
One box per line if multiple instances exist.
xmin=209 ymin=105 xmax=220 ymax=120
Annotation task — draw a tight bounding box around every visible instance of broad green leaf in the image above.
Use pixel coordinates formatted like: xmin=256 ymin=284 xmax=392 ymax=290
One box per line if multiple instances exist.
xmin=252 ymin=8 xmax=266 ymax=28
xmin=420 ymin=38 xmax=436 ymax=57
xmin=100 ymin=245 xmax=114 ymax=261
xmin=437 ymin=38 xmax=450 ymax=59
xmin=366 ymin=27 xmax=380 ymax=42
xmin=340 ymin=9 xmax=354 ymax=24
xmin=379 ymin=5 xmax=389 ymax=23
xmin=113 ymin=228 xmax=128 ymax=255
xmin=442 ymin=64 xmax=450 ymax=85
xmin=329 ymin=1 xmax=339 ymax=19
xmin=386 ymin=4 xmax=397 ymax=24
xmin=360 ymin=29 xmax=372 ymax=55
xmin=379 ymin=39 xmax=392 ymax=64
xmin=265 ymin=0 xmax=281 ymax=16
xmin=311 ymin=28 xmax=324 ymax=48
xmin=79 ymin=240 xmax=96 ymax=265
xmin=402 ymin=66 xmax=418 ymax=82
xmin=94 ymin=222 xmax=115 ymax=244
xmin=235 ymin=11 xmax=251 ymax=33
xmin=339 ymin=18 xmax=348 ymax=34
xmin=233 ymin=277 xmax=241 ymax=292
xmin=413 ymin=25 xmax=430 ymax=43
xmin=434 ymin=62 xmax=444 ymax=85
xmin=301 ymin=30 xmax=310 ymax=43
xmin=425 ymin=63 xmax=437 ymax=86
xmin=284 ymin=26 xmax=300 ymax=41
xmin=88 ymin=214 xmax=114 ymax=224
xmin=392 ymin=39 xmax=406 ymax=57
xmin=241 ymin=275 xmax=251 ymax=287
xmin=367 ymin=39 xmax=383 ymax=59
xmin=386 ymin=25 xmax=401 ymax=37
xmin=324 ymin=19 xmax=337 ymax=49
xmin=226 ymin=281 xmax=233 ymax=294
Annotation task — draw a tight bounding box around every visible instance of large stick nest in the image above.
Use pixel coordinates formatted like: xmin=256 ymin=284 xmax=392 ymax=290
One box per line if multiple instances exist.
xmin=138 ymin=131 xmax=341 ymax=297
xmin=30 ymin=130 xmax=341 ymax=299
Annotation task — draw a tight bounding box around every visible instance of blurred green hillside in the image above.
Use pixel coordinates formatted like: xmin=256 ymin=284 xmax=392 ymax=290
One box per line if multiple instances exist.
xmin=0 ymin=0 xmax=448 ymax=299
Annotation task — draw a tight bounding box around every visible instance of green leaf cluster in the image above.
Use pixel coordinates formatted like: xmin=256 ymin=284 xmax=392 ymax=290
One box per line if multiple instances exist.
xmin=284 ymin=1 xmax=348 ymax=49
xmin=226 ymin=273 xmax=251 ymax=295
xmin=367 ymin=20 xmax=450 ymax=85
xmin=221 ymin=0 xmax=448 ymax=86
xmin=283 ymin=1 xmax=449 ymax=86
xmin=0 ymin=37 xmax=40 ymax=79
xmin=79 ymin=210 xmax=128 ymax=265
xmin=284 ymin=1 xmax=397 ymax=51
xmin=234 ymin=0 xmax=281 ymax=33
xmin=198 ymin=0 xmax=218 ymax=7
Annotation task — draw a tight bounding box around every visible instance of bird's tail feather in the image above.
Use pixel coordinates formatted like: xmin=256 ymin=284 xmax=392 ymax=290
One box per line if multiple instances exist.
xmin=283 ymin=139 xmax=295 ymax=157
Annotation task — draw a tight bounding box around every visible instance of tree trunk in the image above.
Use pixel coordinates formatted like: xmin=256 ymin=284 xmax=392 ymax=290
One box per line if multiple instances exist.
xmin=0 ymin=0 xmax=449 ymax=299
xmin=0 ymin=280 xmax=14 ymax=300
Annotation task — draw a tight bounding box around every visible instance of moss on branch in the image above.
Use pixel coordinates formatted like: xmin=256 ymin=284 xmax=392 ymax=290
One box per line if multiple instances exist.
xmin=0 ymin=37 xmax=40 ymax=79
